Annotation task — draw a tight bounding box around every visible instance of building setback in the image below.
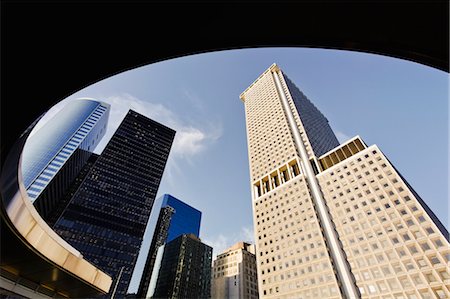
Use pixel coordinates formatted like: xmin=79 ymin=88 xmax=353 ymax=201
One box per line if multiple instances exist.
xmin=152 ymin=234 xmax=212 ymax=299
xmin=53 ymin=109 xmax=175 ymax=298
xmin=21 ymin=99 xmax=109 ymax=222
xmin=240 ymin=64 xmax=450 ymax=298
xmin=212 ymin=242 xmax=259 ymax=299
xmin=137 ymin=194 xmax=202 ymax=298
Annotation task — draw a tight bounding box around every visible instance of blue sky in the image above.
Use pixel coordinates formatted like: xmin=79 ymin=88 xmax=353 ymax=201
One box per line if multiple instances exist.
xmin=33 ymin=47 xmax=449 ymax=293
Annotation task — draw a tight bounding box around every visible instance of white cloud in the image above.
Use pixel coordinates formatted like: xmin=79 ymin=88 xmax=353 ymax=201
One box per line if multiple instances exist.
xmin=172 ymin=124 xmax=222 ymax=159
xmin=182 ymin=88 xmax=206 ymax=113
xmin=203 ymin=225 xmax=255 ymax=259
xmin=241 ymin=226 xmax=254 ymax=242
xmin=173 ymin=127 xmax=207 ymax=158
xmin=204 ymin=234 xmax=229 ymax=258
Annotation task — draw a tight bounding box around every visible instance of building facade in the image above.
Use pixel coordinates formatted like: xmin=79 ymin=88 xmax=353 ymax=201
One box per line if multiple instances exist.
xmin=212 ymin=242 xmax=259 ymax=299
xmin=45 ymin=153 xmax=99 ymax=227
xmin=152 ymin=234 xmax=212 ymax=299
xmin=240 ymin=64 xmax=450 ymax=299
xmin=21 ymin=99 xmax=109 ymax=221
xmin=137 ymin=194 xmax=202 ymax=298
xmin=53 ymin=109 xmax=176 ymax=298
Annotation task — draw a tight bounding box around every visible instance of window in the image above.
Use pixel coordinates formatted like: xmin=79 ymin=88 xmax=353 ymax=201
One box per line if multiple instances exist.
xmin=417 ymin=258 xmax=428 ymax=268
xmin=433 ymin=239 xmax=444 ymax=248
xmin=429 ymin=256 xmax=440 ymax=265
xmin=420 ymin=242 xmax=431 ymax=251
xmin=408 ymin=245 xmax=418 ymax=254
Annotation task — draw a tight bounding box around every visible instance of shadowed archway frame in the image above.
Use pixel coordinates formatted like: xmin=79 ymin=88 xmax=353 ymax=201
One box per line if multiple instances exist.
xmin=1 ymin=2 xmax=448 ymax=296
xmin=2 ymin=1 xmax=448 ymax=166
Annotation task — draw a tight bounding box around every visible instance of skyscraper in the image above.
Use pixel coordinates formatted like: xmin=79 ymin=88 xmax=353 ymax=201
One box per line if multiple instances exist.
xmin=46 ymin=153 xmax=100 ymax=227
xmin=137 ymin=194 xmax=202 ymax=298
xmin=152 ymin=234 xmax=212 ymax=299
xmin=240 ymin=64 xmax=450 ymax=298
xmin=21 ymin=99 xmax=109 ymax=220
xmin=53 ymin=109 xmax=176 ymax=298
xmin=212 ymin=242 xmax=259 ymax=299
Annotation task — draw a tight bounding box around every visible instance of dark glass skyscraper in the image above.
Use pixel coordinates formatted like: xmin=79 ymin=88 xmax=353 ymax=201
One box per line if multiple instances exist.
xmin=46 ymin=153 xmax=100 ymax=227
xmin=54 ymin=110 xmax=176 ymax=298
xmin=152 ymin=234 xmax=212 ymax=299
xmin=137 ymin=194 xmax=201 ymax=298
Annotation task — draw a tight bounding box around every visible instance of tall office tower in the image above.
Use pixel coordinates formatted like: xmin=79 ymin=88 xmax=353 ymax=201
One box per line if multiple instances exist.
xmin=21 ymin=99 xmax=109 ymax=220
xmin=137 ymin=194 xmax=202 ymax=298
xmin=53 ymin=110 xmax=176 ymax=298
xmin=211 ymin=242 xmax=259 ymax=299
xmin=240 ymin=64 xmax=450 ymax=299
xmin=46 ymin=153 xmax=99 ymax=227
xmin=152 ymin=234 xmax=213 ymax=299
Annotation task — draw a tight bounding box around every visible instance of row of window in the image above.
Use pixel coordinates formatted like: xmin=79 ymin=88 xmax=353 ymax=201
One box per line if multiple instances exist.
xmin=27 ymin=106 xmax=107 ymax=199
xmin=319 ymin=147 xmax=449 ymax=298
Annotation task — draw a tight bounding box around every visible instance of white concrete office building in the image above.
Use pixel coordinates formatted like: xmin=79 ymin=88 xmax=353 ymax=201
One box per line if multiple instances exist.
xmin=240 ymin=64 xmax=450 ymax=299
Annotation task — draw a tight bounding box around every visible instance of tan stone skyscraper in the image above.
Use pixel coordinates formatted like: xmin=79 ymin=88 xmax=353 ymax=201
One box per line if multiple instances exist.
xmin=240 ymin=64 xmax=449 ymax=299
xmin=212 ymin=242 xmax=259 ymax=299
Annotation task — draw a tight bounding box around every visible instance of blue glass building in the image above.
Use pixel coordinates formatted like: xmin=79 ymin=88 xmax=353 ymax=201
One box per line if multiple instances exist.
xmin=21 ymin=99 xmax=109 ymax=202
xmin=137 ymin=194 xmax=201 ymax=298
xmin=162 ymin=194 xmax=201 ymax=242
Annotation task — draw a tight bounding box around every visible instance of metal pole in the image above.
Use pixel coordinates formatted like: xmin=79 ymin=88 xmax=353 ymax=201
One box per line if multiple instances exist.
xmin=110 ymin=266 xmax=125 ymax=299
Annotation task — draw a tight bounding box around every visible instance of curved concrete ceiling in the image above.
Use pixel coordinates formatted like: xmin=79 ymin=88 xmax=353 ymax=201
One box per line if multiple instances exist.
xmin=1 ymin=2 xmax=448 ymax=166
xmin=0 ymin=129 xmax=112 ymax=298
